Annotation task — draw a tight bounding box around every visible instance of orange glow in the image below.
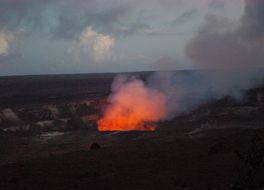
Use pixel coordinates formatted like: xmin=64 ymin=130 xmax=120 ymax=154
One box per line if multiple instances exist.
xmin=97 ymin=77 xmax=167 ymax=131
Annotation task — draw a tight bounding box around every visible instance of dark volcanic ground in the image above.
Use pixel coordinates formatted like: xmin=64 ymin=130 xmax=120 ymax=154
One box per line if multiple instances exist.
xmin=1 ymin=72 xmax=264 ymax=190
xmin=1 ymin=126 xmax=264 ymax=190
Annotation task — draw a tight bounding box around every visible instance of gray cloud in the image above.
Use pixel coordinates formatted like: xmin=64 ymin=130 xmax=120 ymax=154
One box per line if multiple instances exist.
xmin=239 ymin=0 xmax=264 ymax=40
xmin=0 ymin=0 xmax=234 ymax=39
xmin=0 ymin=0 xmax=153 ymax=39
xmin=208 ymin=0 xmax=226 ymax=10
xmin=172 ymin=9 xmax=198 ymax=25
xmin=186 ymin=0 xmax=264 ymax=69
xmin=0 ymin=0 xmax=245 ymax=75
xmin=0 ymin=0 xmax=52 ymax=32
xmin=174 ymin=0 xmax=264 ymax=115
xmin=141 ymin=0 xmax=264 ymax=118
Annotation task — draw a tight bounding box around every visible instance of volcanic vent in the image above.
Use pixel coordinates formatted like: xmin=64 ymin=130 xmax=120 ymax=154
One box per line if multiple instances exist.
xmin=97 ymin=76 xmax=167 ymax=131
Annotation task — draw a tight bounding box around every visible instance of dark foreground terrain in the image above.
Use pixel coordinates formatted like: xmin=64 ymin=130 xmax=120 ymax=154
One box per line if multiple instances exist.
xmin=1 ymin=72 xmax=264 ymax=190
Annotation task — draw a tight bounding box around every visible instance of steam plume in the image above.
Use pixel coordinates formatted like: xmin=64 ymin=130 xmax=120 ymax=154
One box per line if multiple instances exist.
xmin=97 ymin=75 xmax=167 ymax=131
xmin=186 ymin=0 xmax=264 ymax=69
xmin=98 ymin=0 xmax=264 ymax=131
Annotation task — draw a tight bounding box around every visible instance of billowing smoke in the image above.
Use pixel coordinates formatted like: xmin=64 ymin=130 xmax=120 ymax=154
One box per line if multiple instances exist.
xmin=183 ymin=0 xmax=264 ymax=101
xmin=148 ymin=69 xmax=264 ymax=118
xmin=156 ymin=0 xmax=264 ymax=116
xmin=186 ymin=0 xmax=264 ymax=69
xmin=97 ymin=76 xmax=167 ymax=131
xmin=98 ymin=0 xmax=264 ymax=131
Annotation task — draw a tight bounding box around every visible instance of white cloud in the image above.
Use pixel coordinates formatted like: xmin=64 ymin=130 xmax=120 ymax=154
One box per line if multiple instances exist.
xmin=0 ymin=30 xmax=13 ymax=56
xmin=69 ymin=26 xmax=115 ymax=62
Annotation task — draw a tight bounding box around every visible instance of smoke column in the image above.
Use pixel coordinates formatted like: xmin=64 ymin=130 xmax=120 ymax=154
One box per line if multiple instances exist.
xmin=187 ymin=0 xmax=264 ymax=70
xmin=97 ymin=76 xmax=167 ymax=131
xmin=98 ymin=0 xmax=264 ymax=131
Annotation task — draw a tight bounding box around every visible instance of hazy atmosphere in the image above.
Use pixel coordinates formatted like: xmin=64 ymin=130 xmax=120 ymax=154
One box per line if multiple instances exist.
xmin=0 ymin=0 xmax=245 ymax=75
xmin=2 ymin=1 xmax=264 ymax=190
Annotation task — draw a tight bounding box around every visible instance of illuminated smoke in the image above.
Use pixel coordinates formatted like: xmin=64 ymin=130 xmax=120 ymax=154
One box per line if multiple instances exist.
xmin=97 ymin=75 xmax=167 ymax=131
xmin=97 ymin=0 xmax=264 ymax=131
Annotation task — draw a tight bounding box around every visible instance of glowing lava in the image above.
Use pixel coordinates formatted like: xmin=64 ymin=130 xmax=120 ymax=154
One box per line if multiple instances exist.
xmin=97 ymin=76 xmax=167 ymax=131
